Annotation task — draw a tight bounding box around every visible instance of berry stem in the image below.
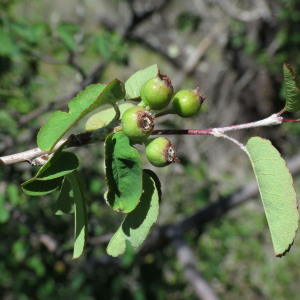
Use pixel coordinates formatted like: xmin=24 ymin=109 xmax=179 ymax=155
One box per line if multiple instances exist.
xmin=154 ymin=108 xmax=176 ymax=119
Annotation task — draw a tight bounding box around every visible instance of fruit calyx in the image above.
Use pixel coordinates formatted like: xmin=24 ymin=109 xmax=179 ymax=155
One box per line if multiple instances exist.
xmin=137 ymin=109 xmax=154 ymax=134
xmin=121 ymin=106 xmax=154 ymax=143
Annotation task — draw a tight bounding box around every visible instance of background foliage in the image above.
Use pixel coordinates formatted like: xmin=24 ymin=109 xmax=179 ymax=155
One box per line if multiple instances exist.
xmin=1 ymin=0 xmax=300 ymax=299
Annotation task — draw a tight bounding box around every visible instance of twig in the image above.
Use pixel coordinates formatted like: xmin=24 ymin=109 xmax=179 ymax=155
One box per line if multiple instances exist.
xmin=153 ymin=113 xmax=283 ymax=136
xmin=214 ymin=0 xmax=272 ymax=22
xmin=1 ymin=113 xmax=283 ymax=165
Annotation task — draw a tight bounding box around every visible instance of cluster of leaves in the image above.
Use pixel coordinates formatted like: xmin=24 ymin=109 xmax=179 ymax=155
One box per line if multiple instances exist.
xmin=19 ymin=63 xmax=300 ymax=259
xmin=22 ymin=65 xmax=162 ymax=258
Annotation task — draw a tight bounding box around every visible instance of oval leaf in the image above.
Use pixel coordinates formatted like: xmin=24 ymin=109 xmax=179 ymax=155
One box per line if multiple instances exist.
xmin=246 ymin=137 xmax=299 ymax=256
xmin=22 ymin=177 xmax=63 ymax=196
xmin=53 ymin=176 xmax=74 ymax=215
xmin=85 ymin=103 xmax=134 ymax=132
xmin=283 ymin=63 xmax=300 ymax=112
xmin=69 ymin=171 xmax=88 ymax=259
xmin=37 ymin=151 xmax=79 ymax=180
xmin=107 ymin=170 xmax=160 ymax=257
xmin=125 ymin=65 xmax=158 ymax=99
xmin=22 ymin=149 xmax=78 ymax=189
xmin=37 ymin=79 xmax=126 ymax=151
xmin=104 ymin=131 xmax=143 ymax=213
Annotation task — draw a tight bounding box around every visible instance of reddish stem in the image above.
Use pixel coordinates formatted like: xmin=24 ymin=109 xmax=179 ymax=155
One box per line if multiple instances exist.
xmin=152 ymin=129 xmax=214 ymax=136
xmin=282 ymin=119 xmax=300 ymax=123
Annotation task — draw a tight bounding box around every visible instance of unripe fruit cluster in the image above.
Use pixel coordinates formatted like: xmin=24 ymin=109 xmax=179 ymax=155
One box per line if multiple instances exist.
xmin=120 ymin=70 xmax=205 ymax=167
xmin=121 ymin=106 xmax=177 ymax=168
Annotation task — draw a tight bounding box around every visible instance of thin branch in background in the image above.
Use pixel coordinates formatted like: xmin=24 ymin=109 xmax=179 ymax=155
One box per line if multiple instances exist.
xmin=170 ymin=231 xmax=219 ymax=300
xmin=173 ymin=22 xmax=227 ymax=87
xmin=213 ymin=0 xmax=272 ymax=22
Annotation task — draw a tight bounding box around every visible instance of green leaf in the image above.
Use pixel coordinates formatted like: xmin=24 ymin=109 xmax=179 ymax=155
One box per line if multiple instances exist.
xmin=107 ymin=170 xmax=160 ymax=257
xmin=143 ymin=169 xmax=162 ymax=202
xmin=36 ymin=151 xmax=79 ymax=180
xmin=104 ymin=132 xmax=143 ymax=213
xmin=21 ymin=142 xmax=78 ymax=196
xmin=54 ymin=176 xmax=74 ymax=215
xmin=85 ymin=103 xmax=134 ymax=132
xmin=125 ymin=65 xmax=159 ymax=99
xmin=57 ymin=23 xmax=80 ymax=52
xmin=23 ymin=148 xmax=78 ymax=185
xmin=246 ymin=137 xmax=299 ymax=256
xmin=37 ymin=79 xmax=126 ymax=151
xmin=0 ymin=194 xmax=9 ymax=223
xmin=283 ymin=63 xmax=300 ymax=112
xmin=22 ymin=177 xmax=63 ymax=196
xmin=69 ymin=171 xmax=88 ymax=259
xmin=0 ymin=28 xmax=15 ymax=55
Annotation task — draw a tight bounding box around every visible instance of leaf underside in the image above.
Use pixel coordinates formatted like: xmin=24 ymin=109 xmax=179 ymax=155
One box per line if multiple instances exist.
xmin=283 ymin=63 xmax=300 ymax=112
xmin=107 ymin=170 xmax=160 ymax=257
xmin=246 ymin=137 xmax=299 ymax=257
xmin=53 ymin=176 xmax=74 ymax=215
xmin=85 ymin=102 xmax=134 ymax=132
xmin=69 ymin=171 xmax=88 ymax=259
xmin=125 ymin=64 xmax=159 ymax=99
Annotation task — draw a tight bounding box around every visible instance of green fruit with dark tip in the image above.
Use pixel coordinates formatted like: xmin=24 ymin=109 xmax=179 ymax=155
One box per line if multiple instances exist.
xmin=121 ymin=106 xmax=154 ymax=143
xmin=141 ymin=72 xmax=174 ymax=110
xmin=172 ymin=88 xmax=204 ymax=118
xmin=145 ymin=137 xmax=178 ymax=167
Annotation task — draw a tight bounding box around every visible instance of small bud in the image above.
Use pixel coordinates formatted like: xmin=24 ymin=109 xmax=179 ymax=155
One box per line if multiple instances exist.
xmin=121 ymin=106 xmax=154 ymax=143
xmin=172 ymin=88 xmax=205 ymax=118
xmin=141 ymin=71 xmax=174 ymax=110
xmin=145 ymin=137 xmax=178 ymax=167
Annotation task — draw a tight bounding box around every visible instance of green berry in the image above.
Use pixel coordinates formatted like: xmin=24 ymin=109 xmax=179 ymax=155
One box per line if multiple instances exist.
xmin=121 ymin=106 xmax=154 ymax=143
xmin=172 ymin=88 xmax=205 ymax=118
xmin=141 ymin=71 xmax=174 ymax=110
xmin=145 ymin=137 xmax=178 ymax=167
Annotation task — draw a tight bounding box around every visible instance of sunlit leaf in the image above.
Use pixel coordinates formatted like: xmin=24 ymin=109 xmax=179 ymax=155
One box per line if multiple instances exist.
xmin=85 ymin=102 xmax=134 ymax=132
xmin=104 ymin=132 xmax=142 ymax=213
xmin=283 ymin=63 xmax=300 ymax=112
xmin=125 ymin=65 xmax=158 ymax=99
xmin=37 ymin=79 xmax=125 ymax=151
xmin=246 ymin=137 xmax=299 ymax=256
xmin=107 ymin=170 xmax=160 ymax=257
